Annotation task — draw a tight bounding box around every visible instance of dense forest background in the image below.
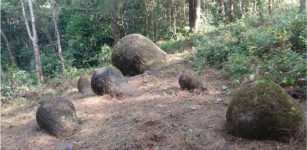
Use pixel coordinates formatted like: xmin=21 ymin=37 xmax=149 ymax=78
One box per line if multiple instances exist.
xmin=1 ymin=0 xmax=306 ymax=101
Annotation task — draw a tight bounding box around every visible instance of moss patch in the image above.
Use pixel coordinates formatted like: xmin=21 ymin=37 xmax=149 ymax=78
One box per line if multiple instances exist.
xmin=226 ymin=80 xmax=303 ymax=140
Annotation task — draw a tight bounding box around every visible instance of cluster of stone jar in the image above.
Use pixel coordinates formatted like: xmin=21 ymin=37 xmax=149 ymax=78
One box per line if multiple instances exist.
xmin=36 ymin=34 xmax=304 ymax=142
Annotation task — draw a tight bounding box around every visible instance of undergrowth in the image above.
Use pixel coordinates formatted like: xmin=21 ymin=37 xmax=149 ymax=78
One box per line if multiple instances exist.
xmin=1 ymin=45 xmax=112 ymax=105
xmin=0 ymin=65 xmax=95 ymax=106
xmin=194 ymin=10 xmax=306 ymax=91
xmin=1 ymin=10 xmax=306 ymax=105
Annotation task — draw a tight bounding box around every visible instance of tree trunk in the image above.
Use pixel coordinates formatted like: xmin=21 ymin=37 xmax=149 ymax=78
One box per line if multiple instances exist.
xmin=188 ymin=0 xmax=201 ymax=33
xmin=21 ymin=0 xmax=32 ymax=41
xmin=122 ymin=11 xmax=128 ymax=35
xmin=300 ymin=0 xmax=306 ymax=13
xmin=0 ymin=64 xmax=3 ymax=76
xmin=268 ymin=0 xmax=272 ymax=15
xmin=229 ymin=0 xmax=234 ymax=22
xmin=28 ymin=0 xmax=43 ymax=82
xmin=0 ymin=29 xmax=16 ymax=65
xmin=50 ymin=0 xmax=65 ymax=73
xmin=171 ymin=0 xmax=177 ymax=38
xmin=145 ymin=16 xmax=149 ymax=37
xmin=154 ymin=19 xmax=159 ymax=42
xmin=218 ymin=0 xmax=225 ymax=15
xmin=112 ymin=9 xmax=120 ymax=44
xmin=21 ymin=0 xmax=43 ymax=83
xmin=122 ymin=3 xmax=129 ymax=35
xmin=252 ymin=0 xmax=257 ymax=15
xmin=240 ymin=0 xmax=244 ymax=17
xmin=43 ymin=30 xmax=54 ymax=50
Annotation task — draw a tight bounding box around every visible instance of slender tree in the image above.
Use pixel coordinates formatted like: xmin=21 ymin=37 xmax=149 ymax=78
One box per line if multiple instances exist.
xmin=240 ymin=0 xmax=244 ymax=17
xmin=252 ymin=0 xmax=257 ymax=15
xmin=50 ymin=0 xmax=65 ymax=73
xmin=20 ymin=0 xmax=43 ymax=82
xmin=188 ymin=0 xmax=201 ymax=33
xmin=0 ymin=29 xmax=16 ymax=65
xmin=218 ymin=0 xmax=225 ymax=15
xmin=112 ymin=9 xmax=120 ymax=44
xmin=268 ymin=0 xmax=272 ymax=15
xmin=122 ymin=10 xmax=128 ymax=36
xmin=171 ymin=0 xmax=177 ymax=38
xmin=0 ymin=64 xmax=3 ymax=76
xmin=228 ymin=0 xmax=235 ymax=22
xmin=300 ymin=0 xmax=306 ymax=13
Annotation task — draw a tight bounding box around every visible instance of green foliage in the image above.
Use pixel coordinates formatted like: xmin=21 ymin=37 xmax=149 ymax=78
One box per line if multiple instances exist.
xmin=41 ymin=50 xmax=62 ymax=78
xmin=1 ymin=0 xmax=305 ymax=104
xmin=223 ymin=53 xmax=253 ymax=81
xmin=35 ymin=90 xmax=56 ymax=103
xmin=0 ymin=44 xmax=11 ymax=67
xmin=50 ymin=67 xmax=94 ymax=88
xmin=158 ymin=36 xmax=186 ymax=54
xmin=196 ymin=10 xmax=307 ymax=87
xmin=1 ymin=97 xmax=31 ymax=107
xmin=64 ymin=13 xmax=113 ymax=68
xmin=98 ymin=44 xmax=112 ymax=66
xmin=1 ymin=67 xmax=35 ymax=99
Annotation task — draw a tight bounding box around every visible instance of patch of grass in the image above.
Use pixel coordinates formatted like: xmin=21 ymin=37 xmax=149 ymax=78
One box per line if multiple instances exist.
xmin=151 ymin=79 xmax=159 ymax=84
xmin=36 ymin=90 xmax=56 ymax=103
xmin=158 ymin=37 xmax=186 ymax=54
xmin=2 ymin=97 xmax=31 ymax=107
xmin=182 ymin=99 xmax=193 ymax=105
xmin=162 ymin=88 xmax=173 ymax=96
xmin=129 ymin=112 xmax=139 ymax=123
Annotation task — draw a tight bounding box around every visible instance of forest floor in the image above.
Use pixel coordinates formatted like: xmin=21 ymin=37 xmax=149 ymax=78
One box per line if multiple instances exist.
xmin=1 ymin=50 xmax=306 ymax=150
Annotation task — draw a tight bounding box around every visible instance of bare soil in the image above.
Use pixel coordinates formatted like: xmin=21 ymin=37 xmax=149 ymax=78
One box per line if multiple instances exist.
xmin=1 ymin=53 xmax=306 ymax=150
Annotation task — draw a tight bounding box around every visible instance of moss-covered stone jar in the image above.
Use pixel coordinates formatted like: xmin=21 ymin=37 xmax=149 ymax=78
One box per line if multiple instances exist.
xmin=226 ymin=80 xmax=303 ymax=140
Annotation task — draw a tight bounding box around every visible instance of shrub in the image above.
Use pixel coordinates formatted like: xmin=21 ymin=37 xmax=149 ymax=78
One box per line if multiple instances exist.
xmin=41 ymin=50 xmax=62 ymax=78
xmin=195 ymin=10 xmax=306 ymax=89
xmin=98 ymin=44 xmax=112 ymax=66
xmin=158 ymin=35 xmax=186 ymax=54
xmin=1 ymin=67 xmax=35 ymax=100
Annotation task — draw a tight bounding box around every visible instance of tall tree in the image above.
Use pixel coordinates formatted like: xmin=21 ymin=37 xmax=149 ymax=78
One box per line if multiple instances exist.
xmin=101 ymin=0 xmax=123 ymax=44
xmin=218 ymin=0 xmax=225 ymax=15
xmin=300 ymin=0 xmax=306 ymax=13
xmin=0 ymin=29 xmax=16 ymax=65
xmin=268 ymin=0 xmax=272 ymax=15
xmin=188 ymin=0 xmax=201 ymax=33
xmin=112 ymin=9 xmax=120 ymax=44
xmin=252 ymin=0 xmax=257 ymax=15
xmin=171 ymin=0 xmax=177 ymax=38
xmin=240 ymin=0 xmax=245 ymax=17
xmin=20 ymin=0 xmax=43 ymax=82
xmin=50 ymin=0 xmax=65 ymax=73
xmin=227 ymin=0 xmax=235 ymax=22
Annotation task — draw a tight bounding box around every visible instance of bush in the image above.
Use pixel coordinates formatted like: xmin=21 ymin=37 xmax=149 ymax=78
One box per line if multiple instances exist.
xmin=98 ymin=44 xmax=112 ymax=66
xmin=41 ymin=50 xmax=62 ymax=78
xmin=49 ymin=67 xmax=94 ymax=88
xmin=195 ymin=10 xmax=307 ymax=89
xmin=1 ymin=67 xmax=35 ymax=100
xmin=158 ymin=35 xmax=186 ymax=54
xmin=64 ymin=14 xmax=113 ymax=68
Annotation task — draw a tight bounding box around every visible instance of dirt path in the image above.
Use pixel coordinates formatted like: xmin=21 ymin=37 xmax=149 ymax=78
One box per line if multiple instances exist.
xmin=1 ymin=53 xmax=306 ymax=150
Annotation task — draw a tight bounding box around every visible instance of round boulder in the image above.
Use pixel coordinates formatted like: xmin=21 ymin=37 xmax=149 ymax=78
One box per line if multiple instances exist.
xmin=226 ymin=80 xmax=303 ymax=140
xmin=179 ymin=70 xmax=206 ymax=91
xmin=77 ymin=75 xmax=92 ymax=94
xmin=91 ymin=66 xmax=135 ymax=97
xmin=36 ymin=97 xmax=80 ymax=137
xmin=112 ymin=34 xmax=167 ymax=76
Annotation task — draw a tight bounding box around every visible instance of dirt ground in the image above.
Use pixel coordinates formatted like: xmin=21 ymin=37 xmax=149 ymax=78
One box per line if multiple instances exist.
xmin=1 ymin=53 xmax=306 ymax=150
